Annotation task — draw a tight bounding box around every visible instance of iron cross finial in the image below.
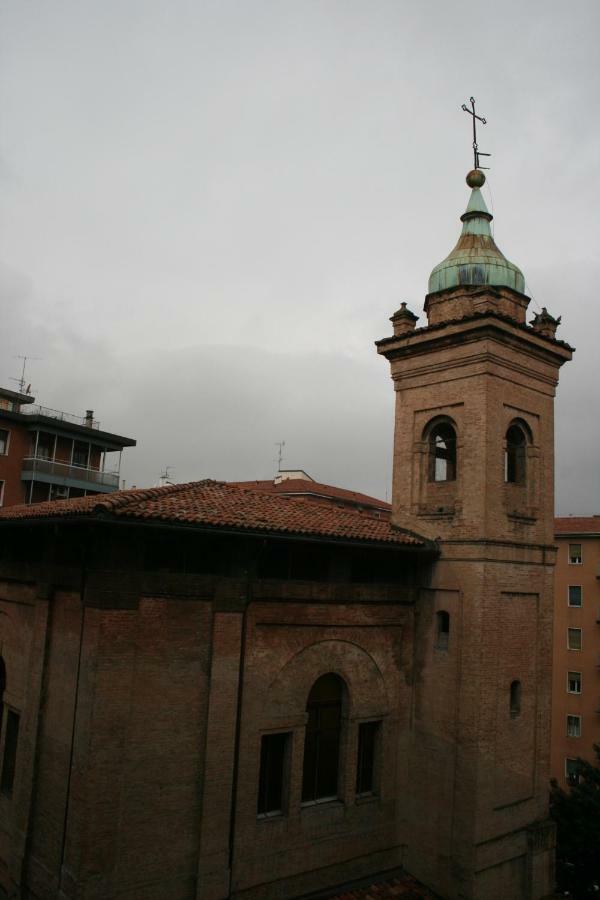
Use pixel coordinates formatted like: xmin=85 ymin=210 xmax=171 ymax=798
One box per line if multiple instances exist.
xmin=461 ymin=96 xmax=491 ymax=170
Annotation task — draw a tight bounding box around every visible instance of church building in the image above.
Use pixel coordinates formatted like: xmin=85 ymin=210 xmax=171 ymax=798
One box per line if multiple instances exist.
xmin=0 ymin=164 xmax=572 ymax=900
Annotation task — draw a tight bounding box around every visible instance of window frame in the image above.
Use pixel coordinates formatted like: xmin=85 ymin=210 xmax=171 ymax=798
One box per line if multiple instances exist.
xmin=425 ymin=418 xmax=457 ymax=484
xmin=435 ymin=610 xmax=450 ymax=650
xmin=567 ymin=627 xmax=582 ymax=651
xmin=301 ymin=673 xmax=345 ymax=806
xmin=355 ymin=720 xmax=381 ymax=799
xmin=509 ymin=680 xmax=522 ymax=718
xmin=0 ymin=480 xmax=4 ymax=508
xmin=567 ymin=671 xmax=582 ymax=694
xmin=568 ymin=585 xmax=583 ymax=608
xmin=566 ymin=715 xmax=582 ymax=738
xmin=0 ymin=428 xmax=10 ymax=456
xmin=568 ymin=543 xmax=582 ymax=565
xmin=257 ymin=731 xmax=291 ymax=819
xmin=0 ymin=707 xmax=20 ymax=796
xmin=504 ymin=422 xmax=528 ymax=484
xmin=565 ymin=757 xmax=580 ymax=785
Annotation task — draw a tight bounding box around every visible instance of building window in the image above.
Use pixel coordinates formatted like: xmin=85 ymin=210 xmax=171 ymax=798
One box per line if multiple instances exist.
xmin=428 ymin=422 xmax=457 ymax=482
xmin=567 ymin=715 xmax=581 ymax=738
xmin=356 ymin=721 xmax=380 ymax=797
xmin=0 ymin=429 xmax=9 ymax=455
xmin=505 ymin=423 xmax=527 ymax=483
xmin=567 ymin=628 xmax=582 ymax=651
xmin=0 ymin=710 xmax=20 ymax=795
xmin=567 ymin=671 xmax=582 ymax=694
xmin=436 ymin=610 xmax=450 ymax=650
xmin=565 ymin=758 xmax=580 ymax=786
xmin=569 ymin=543 xmax=582 ymax=564
xmin=568 ymin=585 xmax=582 ymax=607
xmin=509 ymin=680 xmax=522 ymax=718
xmin=0 ymin=481 xmax=4 ymax=508
xmin=257 ymin=732 xmax=290 ymax=817
xmin=72 ymin=441 xmax=90 ymax=468
xmin=302 ymin=673 xmax=344 ymax=804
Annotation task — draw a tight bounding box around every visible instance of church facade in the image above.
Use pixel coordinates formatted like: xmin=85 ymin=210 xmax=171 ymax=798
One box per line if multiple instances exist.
xmin=0 ymin=168 xmax=571 ymax=900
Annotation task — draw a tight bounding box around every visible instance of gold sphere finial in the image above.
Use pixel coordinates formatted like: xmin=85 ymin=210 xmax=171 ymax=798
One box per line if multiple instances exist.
xmin=466 ymin=169 xmax=486 ymax=188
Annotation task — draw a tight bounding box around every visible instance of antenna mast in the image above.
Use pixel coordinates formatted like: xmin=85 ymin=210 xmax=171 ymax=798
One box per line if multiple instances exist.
xmin=275 ymin=440 xmax=285 ymax=472
xmin=10 ymin=355 xmax=41 ymax=394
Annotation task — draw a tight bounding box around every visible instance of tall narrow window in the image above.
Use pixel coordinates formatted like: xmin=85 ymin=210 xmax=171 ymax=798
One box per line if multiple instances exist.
xmin=436 ymin=610 xmax=450 ymax=650
xmin=505 ymin=424 xmax=527 ymax=483
xmin=302 ymin=673 xmax=344 ymax=804
xmin=567 ymin=628 xmax=582 ymax=650
xmin=567 ymin=671 xmax=582 ymax=694
xmin=356 ymin=721 xmax=380 ymax=796
xmin=0 ymin=710 xmax=20 ymax=795
xmin=257 ymin=732 xmax=290 ymax=817
xmin=428 ymin=422 xmax=456 ymax=482
xmin=0 ymin=658 xmax=5 ymax=744
xmin=0 ymin=481 xmax=4 ymax=507
xmin=510 ymin=680 xmax=522 ymax=718
xmin=565 ymin=758 xmax=580 ymax=785
xmin=566 ymin=715 xmax=581 ymax=738
xmin=568 ymin=585 xmax=582 ymax=607
xmin=569 ymin=544 xmax=582 ymax=565
xmin=0 ymin=429 xmax=9 ymax=455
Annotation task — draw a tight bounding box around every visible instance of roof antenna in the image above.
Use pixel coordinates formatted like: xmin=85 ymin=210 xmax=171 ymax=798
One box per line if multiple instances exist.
xmin=10 ymin=355 xmax=41 ymax=394
xmin=461 ymin=96 xmax=491 ymax=170
xmin=275 ymin=440 xmax=285 ymax=472
xmin=159 ymin=466 xmax=175 ymax=486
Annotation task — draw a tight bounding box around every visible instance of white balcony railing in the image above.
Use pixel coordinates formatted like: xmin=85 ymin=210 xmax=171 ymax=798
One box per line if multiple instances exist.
xmin=21 ymin=457 xmax=119 ymax=489
xmin=21 ymin=405 xmax=100 ymax=429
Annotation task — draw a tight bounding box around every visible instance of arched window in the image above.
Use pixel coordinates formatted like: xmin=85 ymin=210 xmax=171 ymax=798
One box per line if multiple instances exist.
xmin=428 ymin=422 xmax=457 ymax=482
xmin=302 ymin=673 xmax=344 ymax=804
xmin=510 ymin=680 xmax=522 ymax=718
xmin=436 ymin=611 xmax=450 ymax=650
xmin=505 ymin=423 xmax=528 ymax=484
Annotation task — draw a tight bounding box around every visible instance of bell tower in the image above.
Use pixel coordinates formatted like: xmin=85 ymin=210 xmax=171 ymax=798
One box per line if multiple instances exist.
xmin=377 ymin=166 xmax=572 ymax=899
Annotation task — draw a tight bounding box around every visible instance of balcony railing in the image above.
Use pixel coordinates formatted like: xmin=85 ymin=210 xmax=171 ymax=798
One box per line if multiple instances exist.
xmin=21 ymin=405 xmax=100 ymax=429
xmin=21 ymin=457 xmax=119 ymax=489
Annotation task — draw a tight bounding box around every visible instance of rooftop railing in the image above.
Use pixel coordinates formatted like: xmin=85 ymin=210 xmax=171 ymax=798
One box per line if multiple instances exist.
xmin=21 ymin=405 xmax=100 ymax=429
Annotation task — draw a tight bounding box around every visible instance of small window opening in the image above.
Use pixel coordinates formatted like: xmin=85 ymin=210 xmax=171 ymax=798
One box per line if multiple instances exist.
xmin=567 ymin=671 xmax=582 ymax=694
xmin=302 ymin=673 xmax=344 ymax=804
xmin=356 ymin=721 xmax=380 ymax=797
xmin=567 ymin=628 xmax=582 ymax=651
xmin=257 ymin=732 xmax=290 ymax=817
xmin=509 ymin=680 xmax=522 ymax=718
xmin=565 ymin=757 xmax=580 ymax=785
xmin=569 ymin=544 xmax=582 ymax=565
xmin=436 ymin=611 xmax=450 ymax=650
xmin=568 ymin=585 xmax=582 ymax=607
xmin=0 ymin=710 xmax=20 ymax=795
xmin=428 ymin=423 xmax=456 ymax=482
xmin=505 ymin=425 xmax=527 ymax=483
xmin=566 ymin=715 xmax=581 ymax=738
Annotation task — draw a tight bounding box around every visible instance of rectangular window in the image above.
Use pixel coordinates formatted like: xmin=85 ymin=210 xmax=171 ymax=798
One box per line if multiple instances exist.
xmin=569 ymin=543 xmax=582 ymax=564
xmin=0 ymin=429 xmax=9 ymax=455
xmin=568 ymin=628 xmax=582 ymax=650
xmin=356 ymin=721 xmax=380 ymax=796
xmin=0 ymin=481 xmax=4 ymax=508
xmin=257 ymin=732 xmax=290 ymax=817
xmin=567 ymin=671 xmax=582 ymax=694
xmin=568 ymin=585 xmax=582 ymax=607
xmin=565 ymin=757 xmax=580 ymax=785
xmin=0 ymin=710 xmax=20 ymax=795
xmin=567 ymin=715 xmax=581 ymax=738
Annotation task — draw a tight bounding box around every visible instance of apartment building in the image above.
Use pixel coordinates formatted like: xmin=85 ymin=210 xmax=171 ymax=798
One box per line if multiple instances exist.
xmin=551 ymin=517 xmax=600 ymax=785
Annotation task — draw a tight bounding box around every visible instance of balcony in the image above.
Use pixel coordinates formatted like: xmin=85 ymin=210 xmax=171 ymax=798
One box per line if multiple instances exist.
xmin=21 ymin=457 xmax=119 ymax=490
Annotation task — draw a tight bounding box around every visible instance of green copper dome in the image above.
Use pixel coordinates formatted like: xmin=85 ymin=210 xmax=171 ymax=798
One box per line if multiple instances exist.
xmin=428 ymin=172 xmax=525 ymax=295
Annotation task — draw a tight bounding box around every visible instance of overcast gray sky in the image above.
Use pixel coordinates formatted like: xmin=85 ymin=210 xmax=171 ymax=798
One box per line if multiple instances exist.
xmin=0 ymin=1 xmax=598 ymax=514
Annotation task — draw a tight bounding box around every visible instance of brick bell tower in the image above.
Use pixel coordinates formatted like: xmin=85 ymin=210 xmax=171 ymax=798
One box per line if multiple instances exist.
xmin=377 ymin=166 xmax=572 ymax=900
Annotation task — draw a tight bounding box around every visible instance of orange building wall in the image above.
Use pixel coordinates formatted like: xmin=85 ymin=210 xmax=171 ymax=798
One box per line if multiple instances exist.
xmin=0 ymin=423 xmax=30 ymax=507
xmin=551 ymin=532 xmax=600 ymax=785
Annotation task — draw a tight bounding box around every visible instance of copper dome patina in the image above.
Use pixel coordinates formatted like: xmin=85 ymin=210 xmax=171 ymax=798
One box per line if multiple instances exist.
xmin=428 ymin=171 xmax=525 ymax=295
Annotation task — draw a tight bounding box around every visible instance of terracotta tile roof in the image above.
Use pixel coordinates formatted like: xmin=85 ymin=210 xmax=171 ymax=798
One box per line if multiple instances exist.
xmin=325 ymin=873 xmax=438 ymax=899
xmin=229 ymin=478 xmax=392 ymax=512
xmin=555 ymin=516 xmax=600 ymax=535
xmin=0 ymin=480 xmax=431 ymax=549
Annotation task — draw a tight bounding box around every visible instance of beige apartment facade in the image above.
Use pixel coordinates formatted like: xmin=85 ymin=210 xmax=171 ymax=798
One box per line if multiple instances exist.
xmin=551 ymin=518 xmax=600 ymax=785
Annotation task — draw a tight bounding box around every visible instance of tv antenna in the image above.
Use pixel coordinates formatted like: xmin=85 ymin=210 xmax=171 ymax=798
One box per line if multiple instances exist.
xmin=461 ymin=96 xmax=491 ymax=170
xmin=275 ymin=440 xmax=285 ymax=472
xmin=10 ymin=355 xmax=41 ymax=394
xmin=159 ymin=466 xmax=175 ymax=485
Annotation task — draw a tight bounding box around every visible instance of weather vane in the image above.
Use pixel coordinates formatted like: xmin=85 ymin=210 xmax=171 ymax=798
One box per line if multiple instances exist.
xmin=461 ymin=97 xmax=490 ymax=170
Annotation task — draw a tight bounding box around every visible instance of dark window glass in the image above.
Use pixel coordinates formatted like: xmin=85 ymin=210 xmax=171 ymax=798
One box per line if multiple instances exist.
xmin=0 ymin=429 xmax=9 ymax=455
xmin=72 ymin=441 xmax=90 ymax=468
xmin=1 ymin=710 xmax=20 ymax=795
xmin=257 ymin=732 xmax=289 ymax=816
xmin=568 ymin=585 xmax=582 ymax=607
xmin=356 ymin=721 xmax=380 ymax=796
xmin=505 ymin=425 xmax=527 ymax=483
xmin=567 ymin=671 xmax=581 ymax=694
xmin=429 ymin=423 xmax=456 ymax=482
xmin=510 ymin=680 xmax=521 ymax=718
xmin=436 ymin=610 xmax=450 ymax=650
xmin=566 ymin=758 xmax=580 ymax=785
xmin=569 ymin=544 xmax=582 ymax=564
xmin=302 ymin=674 xmax=344 ymax=803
